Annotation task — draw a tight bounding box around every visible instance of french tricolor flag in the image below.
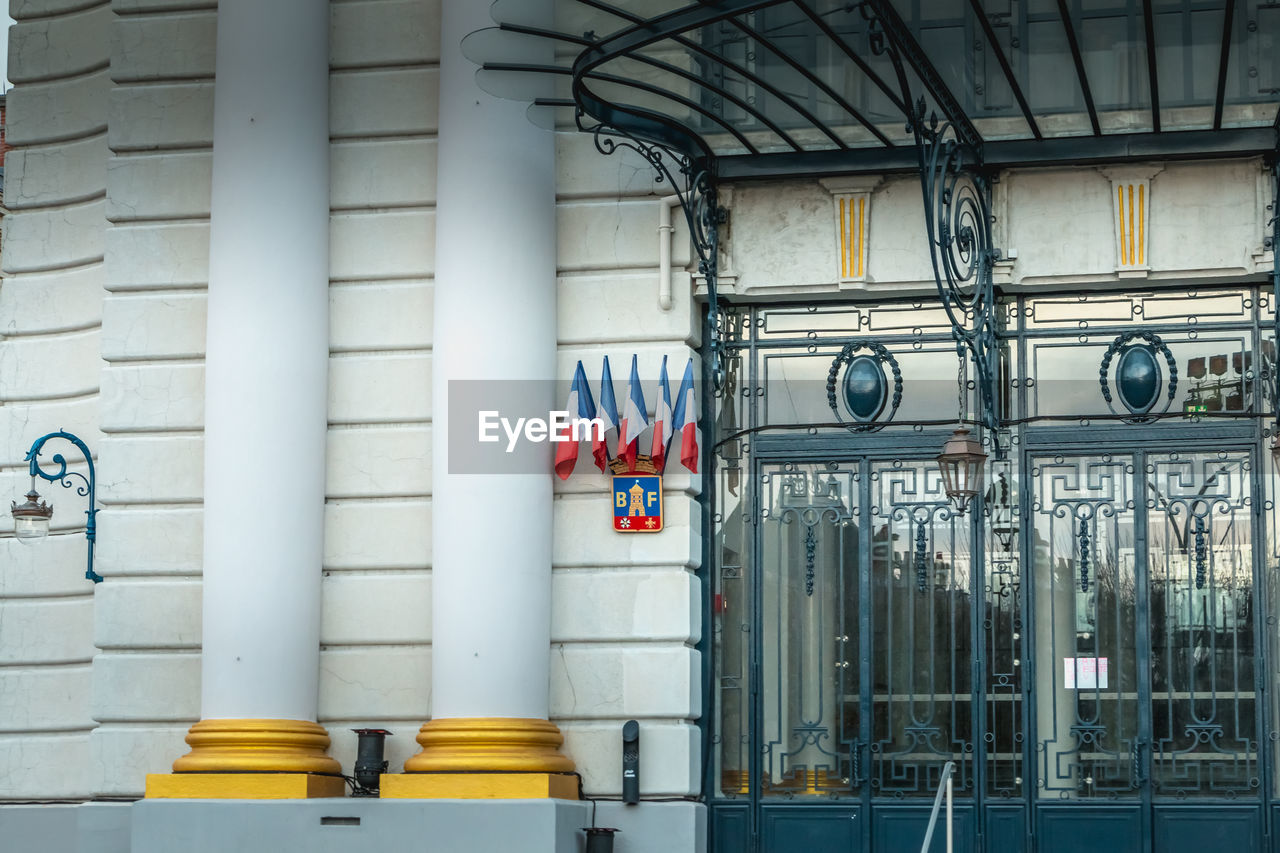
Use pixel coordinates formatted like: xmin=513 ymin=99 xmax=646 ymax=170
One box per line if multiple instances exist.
xmin=619 ymin=354 xmax=648 ymax=473
xmin=650 ymin=355 xmax=673 ymax=472
xmin=554 ymin=360 xmax=596 ymax=480
xmin=594 ymin=356 xmax=620 ymax=473
xmin=670 ymin=358 xmax=700 ymax=474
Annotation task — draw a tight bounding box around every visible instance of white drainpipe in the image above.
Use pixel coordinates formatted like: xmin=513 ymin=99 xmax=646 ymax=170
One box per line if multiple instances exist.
xmin=658 ymin=194 xmax=682 ymax=311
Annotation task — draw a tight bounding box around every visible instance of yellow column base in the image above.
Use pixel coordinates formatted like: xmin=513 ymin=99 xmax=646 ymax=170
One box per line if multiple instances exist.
xmin=145 ymin=773 xmax=346 ymax=799
xmin=380 ymin=772 xmax=579 ymax=800
xmin=146 ymin=718 xmax=344 ymax=799
xmin=402 ymin=717 xmax=575 ymax=774
xmin=171 ymin=719 xmax=343 ymax=775
xmin=387 ymin=717 xmax=578 ymax=799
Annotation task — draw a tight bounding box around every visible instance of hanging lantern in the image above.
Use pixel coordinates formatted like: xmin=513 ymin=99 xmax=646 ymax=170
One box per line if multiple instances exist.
xmin=937 ymin=428 xmax=987 ymax=514
xmin=11 ymin=486 xmax=52 ymax=544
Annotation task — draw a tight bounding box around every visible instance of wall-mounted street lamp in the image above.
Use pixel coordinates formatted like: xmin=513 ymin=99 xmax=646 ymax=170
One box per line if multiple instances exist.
xmin=9 ymin=431 xmax=101 ymax=583
xmin=937 ymin=428 xmax=987 ymax=515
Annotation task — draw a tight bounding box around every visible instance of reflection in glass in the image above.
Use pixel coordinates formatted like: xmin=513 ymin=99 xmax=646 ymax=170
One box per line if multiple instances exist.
xmin=868 ymin=461 xmax=974 ymax=797
xmin=714 ymin=348 xmax=750 ymax=797
xmin=760 ymin=463 xmax=860 ymax=797
xmin=1033 ymin=456 xmax=1138 ymax=798
xmin=1147 ymin=453 xmax=1257 ymax=796
xmin=984 ymin=463 xmax=1025 ymax=798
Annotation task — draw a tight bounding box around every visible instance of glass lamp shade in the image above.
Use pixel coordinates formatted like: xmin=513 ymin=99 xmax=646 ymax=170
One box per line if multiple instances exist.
xmin=937 ymin=428 xmax=987 ymax=515
xmin=11 ymin=491 xmax=52 ymax=544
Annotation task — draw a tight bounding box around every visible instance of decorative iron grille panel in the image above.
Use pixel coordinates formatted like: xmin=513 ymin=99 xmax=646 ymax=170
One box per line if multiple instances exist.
xmin=1145 ymin=451 xmax=1259 ymax=797
xmin=1032 ymin=454 xmax=1140 ymax=799
xmin=868 ymin=459 xmax=976 ymax=797
xmin=759 ymin=462 xmax=860 ymax=798
xmin=713 ymin=340 xmax=750 ymax=798
xmin=710 ymin=291 xmax=1276 ymax=847
xmin=984 ymin=456 xmax=1025 ymax=798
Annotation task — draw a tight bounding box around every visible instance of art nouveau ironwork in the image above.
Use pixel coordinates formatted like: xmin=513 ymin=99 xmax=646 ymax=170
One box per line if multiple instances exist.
xmin=826 ymin=342 xmax=902 ymax=431
xmin=577 ymin=120 xmax=729 ymax=389
xmin=860 ymin=0 xmax=1004 ymax=448
xmin=712 ymin=292 xmax=1276 ymax=853
xmin=1099 ymin=332 xmax=1179 ymax=423
xmin=14 ymin=430 xmax=102 ymax=583
xmin=473 ymin=1 xmax=1280 ymax=175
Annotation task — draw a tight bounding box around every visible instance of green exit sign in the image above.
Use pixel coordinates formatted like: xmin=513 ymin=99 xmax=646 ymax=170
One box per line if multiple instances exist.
xmin=1185 ymin=403 xmax=1207 ymax=414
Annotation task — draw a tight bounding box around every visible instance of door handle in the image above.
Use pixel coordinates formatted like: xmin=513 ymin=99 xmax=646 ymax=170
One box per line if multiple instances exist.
xmin=1131 ymin=739 xmax=1147 ymax=788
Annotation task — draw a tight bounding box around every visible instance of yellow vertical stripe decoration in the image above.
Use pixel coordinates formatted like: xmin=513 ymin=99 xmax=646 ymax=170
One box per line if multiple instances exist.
xmin=839 ymin=198 xmax=848 ymax=279
xmin=1127 ymin=184 xmax=1135 ymax=267
xmin=856 ymin=197 xmax=866 ymax=278
xmin=848 ymin=199 xmax=856 ymax=277
xmin=847 ymin=199 xmax=855 ymax=278
xmin=1117 ymin=185 xmax=1127 ymax=265
xmin=1138 ymin=183 xmax=1145 ymax=266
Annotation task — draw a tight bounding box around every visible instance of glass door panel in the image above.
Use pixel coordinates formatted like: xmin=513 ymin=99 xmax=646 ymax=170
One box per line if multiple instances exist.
xmin=1031 ymin=455 xmax=1141 ymax=799
xmin=983 ymin=462 xmax=1026 ymax=799
xmin=868 ymin=460 xmax=975 ymax=797
xmin=1145 ymin=451 xmax=1260 ymax=797
xmin=759 ymin=462 xmax=860 ymax=797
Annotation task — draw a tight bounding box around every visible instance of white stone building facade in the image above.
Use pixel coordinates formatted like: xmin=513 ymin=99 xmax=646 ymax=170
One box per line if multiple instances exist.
xmin=0 ymin=1 xmax=1277 ymax=853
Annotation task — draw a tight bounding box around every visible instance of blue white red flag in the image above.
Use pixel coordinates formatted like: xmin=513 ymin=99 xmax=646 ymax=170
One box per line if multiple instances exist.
xmin=650 ymin=355 xmax=673 ymax=472
xmin=554 ymin=360 xmax=596 ymax=480
xmin=594 ymin=356 xmax=620 ymax=473
xmin=670 ymin=358 xmax=700 ymax=474
xmin=619 ymin=354 xmax=649 ymax=472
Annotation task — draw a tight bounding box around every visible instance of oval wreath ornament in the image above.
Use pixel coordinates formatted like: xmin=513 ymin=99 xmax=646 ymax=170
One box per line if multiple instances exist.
xmin=1099 ymin=331 xmax=1178 ymax=423
xmin=827 ymin=342 xmax=903 ymax=432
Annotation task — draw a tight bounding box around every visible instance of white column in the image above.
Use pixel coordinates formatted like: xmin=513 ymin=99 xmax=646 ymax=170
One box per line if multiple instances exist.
xmin=430 ymin=0 xmax=555 ymax=721
xmin=399 ymin=0 xmax=569 ymax=780
xmin=169 ymin=0 xmax=338 ymax=781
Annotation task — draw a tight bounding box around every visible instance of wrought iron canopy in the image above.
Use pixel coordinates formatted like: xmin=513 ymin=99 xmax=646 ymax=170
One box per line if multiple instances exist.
xmin=470 ymin=0 xmax=1280 ymax=178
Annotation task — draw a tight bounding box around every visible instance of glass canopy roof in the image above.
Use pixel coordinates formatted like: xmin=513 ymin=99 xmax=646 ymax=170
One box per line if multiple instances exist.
xmin=467 ymin=0 xmax=1280 ymax=177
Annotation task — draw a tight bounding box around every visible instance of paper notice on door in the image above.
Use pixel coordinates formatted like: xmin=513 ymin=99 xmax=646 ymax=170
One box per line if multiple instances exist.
xmin=1064 ymin=656 xmax=1109 ymax=689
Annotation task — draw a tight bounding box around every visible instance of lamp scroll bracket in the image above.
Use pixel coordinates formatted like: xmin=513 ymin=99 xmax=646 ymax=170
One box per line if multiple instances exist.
xmin=24 ymin=430 xmax=101 ymax=583
xmin=862 ymin=0 xmax=1003 ymax=454
xmin=578 ymin=115 xmax=728 ymax=390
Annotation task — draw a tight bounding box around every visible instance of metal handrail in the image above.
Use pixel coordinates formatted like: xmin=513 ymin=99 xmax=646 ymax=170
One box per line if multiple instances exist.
xmin=919 ymin=761 xmax=956 ymax=853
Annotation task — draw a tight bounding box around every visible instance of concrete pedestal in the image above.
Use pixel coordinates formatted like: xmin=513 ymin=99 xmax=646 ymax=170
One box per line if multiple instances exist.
xmin=130 ymin=799 xmax=591 ymax=853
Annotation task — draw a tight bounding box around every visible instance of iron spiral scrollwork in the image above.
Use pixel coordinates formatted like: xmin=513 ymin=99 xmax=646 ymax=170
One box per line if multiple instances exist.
xmin=862 ymin=0 xmax=1002 ymax=451
xmin=25 ymin=430 xmax=101 ymax=583
xmin=914 ymin=107 xmax=994 ymax=322
xmin=910 ymin=107 xmax=1001 ymax=447
xmin=581 ymin=115 xmax=728 ymax=390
